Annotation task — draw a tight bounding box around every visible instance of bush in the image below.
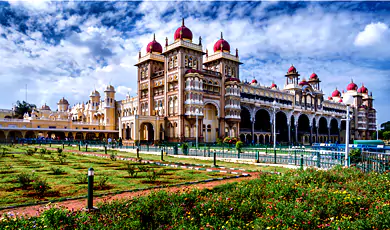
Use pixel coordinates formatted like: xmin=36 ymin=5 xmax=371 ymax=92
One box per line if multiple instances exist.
xmin=50 ymin=167 xmax=65 ymax=175
xmin=350 ymin=148 xmax=362 ymax=163
xmin=146 ymin=170 xmax=159 ymax=182
xmin=57 ymin=156 xmax=66 ymax=165
xmin=75 ymin=174 xmax=88 ymax=184
xmin=126 ymin=163 xmax=138 ymax=178
xmin=40 ymin=148 xmax=47 ymax=154
xmin=32 ymin=178 xmax=50 ymax=196
xmin=137 ymin=165 xmax=149 ymax=173
xmin=25 ymin=149 xmax=34 ymax=156
xmin=17 ymin=172 xmax=35 ymax=188
xmin=110 ymin=152 xmax=117 ymax=161
xmin=57 ymin=148 xmax=63 ymax=154
xmin=97 ymin=175 xmax=109 ymax=189
xmin=236 ymin=141 xmax=244 ymax=153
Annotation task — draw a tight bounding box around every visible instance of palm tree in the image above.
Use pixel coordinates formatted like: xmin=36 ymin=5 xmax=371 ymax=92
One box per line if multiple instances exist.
xmin=13 ymin=100 xmax=36 ymax=119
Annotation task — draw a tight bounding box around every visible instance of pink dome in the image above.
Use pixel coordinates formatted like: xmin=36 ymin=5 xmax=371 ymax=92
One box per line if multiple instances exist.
xmin=328 ymin=96 xmax=333 ymax=100
xmin=358 ymin=84 xmax=368 ymax=94
xmin=310 ymin=73 xmax=318 ymax=79
xmin=213 ymin=32 xmax=230 ymax=53
xmin=331 ymin=88 xmax=341 ymax=97
xmin=347 ymin=80 xmax=358 ymax=91
xmin=251 ymin=78 xmax=257 ymax=84
xmin=288 ymin=65 xmax=296 ymax=73
xmin=339 ymin=99 xmax=343 ymax=103
xmin=146 ymin=34 xmax=162 ymax=53
xmin=299 ymin=79 xmax=309 ymax=86
xmin=174 ymin=18 xmax=193 ymax=41
xmin=270 ymin=83 xmax=277 ymax=88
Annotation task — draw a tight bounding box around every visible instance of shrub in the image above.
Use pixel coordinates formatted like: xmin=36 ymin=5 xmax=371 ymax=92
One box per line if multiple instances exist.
xmin=126 ymin=163 xmax=138 ymax=177
xmin=146 ymin=170 xmax=159 ymax=182
xmin=57 ymin=148 xmax=63 ymax=154
xmin=17 ymin=172 xmax=35 ymax=188
xmin=138 ymin=165 xmax=149 ymax=173
xmin=236 ymin=141 xmax=244 ymax=153
xmin=25 ymin=149 xmax=34 ymax=156
xmin=50 ymin=167 xmax=65 ymax=175
xmin=110 ymin=152 xmax=117 ymax=161
xmin=97 ymin=175 xmax=109 ymax=189
xmin=350 ymin=148 xmax=362 ymax=163
xmin=75 ymin=174 xmax=88 ymax=184
xmin=40 ymin=148 xmax=47 ymax=154
xmin=58 ymin=156 xmax=66 ymax=165
xmin=32 ymin=178 xmax=50 ymax=196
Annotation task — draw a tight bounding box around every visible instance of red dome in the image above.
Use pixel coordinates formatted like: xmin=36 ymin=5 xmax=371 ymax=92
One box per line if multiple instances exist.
xmin=146 ymin=34 xmax=162 ymax=53
xmin=310 ymin=73 xmax=318 ymax=79
xmin=328 ymin=96 xmax=333 ymax=100
xmin=213 ymin=32 xmax=230 ymax=53
xmin=339 ymin=99 xmax=343 ymax=103
xmin=288 ymin=65 xmax=296 ymax=73
xmin=174 ymin=18 xmax=193 ymax=41
xmin=347 ymin=80 xmax=358 ymax=91
xmin=271 ymin=83 xmax=277 ymax=88
xmin=331 ymin=88 xmax=341 ymax=97
xmin=251 ymin=78 xmax=258 ymax=84
xmin=299 ymin=79 xmax=309 ymax=86
xmin=358 ymin=84 xmax=368 ymax=94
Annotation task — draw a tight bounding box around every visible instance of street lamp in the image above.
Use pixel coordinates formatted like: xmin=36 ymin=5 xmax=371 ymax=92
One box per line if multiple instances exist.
xmin=195 ymin=108 xmax=199 ymax=149
xmin=342 ymin=105 xmax=351 ymax=167
xmin=376 ymin=122 xmax=379 ymax=140
xmin=272 ymin=100 xmax=277 ymax=151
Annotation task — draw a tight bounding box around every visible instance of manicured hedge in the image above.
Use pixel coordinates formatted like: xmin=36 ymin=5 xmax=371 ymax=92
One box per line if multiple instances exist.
xmin=1 ymin=166 xmax=390 ymax=229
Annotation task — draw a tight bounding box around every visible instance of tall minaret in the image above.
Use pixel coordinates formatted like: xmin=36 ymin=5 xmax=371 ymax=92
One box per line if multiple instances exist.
xmin=89 ymin=90 xmax=100 ymax=123
xmin=104 ymin=85 xmax=116 ymax=130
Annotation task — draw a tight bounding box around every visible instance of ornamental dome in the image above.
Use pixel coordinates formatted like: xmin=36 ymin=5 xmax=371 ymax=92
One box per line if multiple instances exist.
xmin=339 ymin=99 xmax=343 ymax=103
xmin=213 ymin=32 xmax=230 ymax=53
xmin=347 ymin=79 xmax=358 ymax=91
xmin=225 ymin=77 xmax=241 ymax=83
xmin=90 ymin=90 xmax=100 ymax=97
xmin=288 ymin=64 xmax=296 ymax=73
xmin=331 ymin=88 xmax=341 ymax=97
xmin=298 ymin=78 xmax=309 ymax=86
xmin=41 ymin=103 xmax=51 ymax=111
xmin=105 ymin=85 xmax=115 ymax=92
xmin=310 ymin=73 xmax=318 ymax=79
xmin=146 ymin=34 xmax=163 ymax=54
xmin=174 ymin=18 xmax=193 ymax=41
xmin=357 ymin=84 xmax=368 ymax=94
xmin=58 ymin=97 xmax=69 ymax=105
xmin=251 ymin=77 xmax=258 ymax=85
xmin=270 ymin=82 xmax=277 ymax=89
xmin=328 ymin=96 xmax=333 ymax=100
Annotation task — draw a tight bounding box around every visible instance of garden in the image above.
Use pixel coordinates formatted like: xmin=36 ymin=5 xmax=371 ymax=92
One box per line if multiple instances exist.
xmin=0 ymin=145 xmax=232 ymax=207
xmin=1 ymin=165 xmax=389 ymax=229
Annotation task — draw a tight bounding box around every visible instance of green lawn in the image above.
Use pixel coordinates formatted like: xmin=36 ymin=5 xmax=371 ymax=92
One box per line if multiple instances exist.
xmin=0 ymin=146 xmax=229 ymax=207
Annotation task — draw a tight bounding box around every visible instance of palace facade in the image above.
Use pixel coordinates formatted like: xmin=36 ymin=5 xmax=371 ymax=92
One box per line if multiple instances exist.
xmin=119 ymin=19 xmax=377 ymax=145
xmin=0 ymin=19 xmax=377 ymax=144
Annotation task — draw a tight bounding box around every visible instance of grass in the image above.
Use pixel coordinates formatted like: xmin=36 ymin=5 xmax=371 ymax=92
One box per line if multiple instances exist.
xmin=0 ymin=146 xmax=229 ymax=207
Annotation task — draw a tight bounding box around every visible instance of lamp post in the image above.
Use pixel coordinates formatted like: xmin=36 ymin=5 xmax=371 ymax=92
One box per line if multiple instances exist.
xmin=195 ymin=108 xmax=199 ymax=149
xmin=376 ymin=123 xmax=379 ymax=140
xmin=273 ymin=100 xmax=277 ymax=151
xmin=344 ymin=105 xmax=350 ymax=167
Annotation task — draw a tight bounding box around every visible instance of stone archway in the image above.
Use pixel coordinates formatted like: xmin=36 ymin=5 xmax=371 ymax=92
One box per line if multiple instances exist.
xmin=86 ymin=133 xmax=96 ymax=140
xmin=275 ymin=111 xmax=288 ymax=144
xmin=254 ymin=109 xmax=271 ymax=132
xmin=140 ymin=122 xmax=154 ymax=143
xmin=240 ymin=106 xmax=251 ymax=132
xmin=0 ymin=131 xmax=5 ymax=141
xmin=318 ymin=117 xmax=328 ymax=136
xmin=203 ymin=103 xmax=219 ymax=143
xmin=330 ymin=118 xmax=339 ymax=142
xmin=8 ymin=130 xmax=23 ymax=141
xmin=298 ymin=114 xmax=310 ymax=144
xmin=25 ymin=131 xmax=36 ymax=139
xmin=75 ymin=132 xmax=83 ymax=140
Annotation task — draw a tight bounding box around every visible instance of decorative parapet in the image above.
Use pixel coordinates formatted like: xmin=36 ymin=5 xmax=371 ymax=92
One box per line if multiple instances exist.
xmin=137 ymin=53 xmax=164 ymax=65
xmin=203 ymin=52 xmax=241 ymax=64
xmin=164 ymin=40 xmax=203 ymax=53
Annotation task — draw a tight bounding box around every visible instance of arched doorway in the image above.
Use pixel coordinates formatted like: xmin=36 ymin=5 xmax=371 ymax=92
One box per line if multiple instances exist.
xmin=86 ymin=133 xmax=96 ymax=140
xmin=98 ymin=133 xmax=105 ymax=140
xmin=298 ymin=114 xmax=310 ymax=144
xmin=330 ymin=119 xmax=339 ymax=142
xmin=259 ymin=134 xmax=264 ymax=144
xmin=25 ymin=131 xmax=36 ymax=139
xmin=318 ymin=117 xmax=328 ymax=138
xmin=254 ymin=109 xmax=271 ymax=132
xmin=47 ymin=131 xmax=66 ymax=140
xmin=8 ymin=131 xmax=23 ymax=141
xmin=0 ymin=131 xmax=5 ymax=141
xmin=140 ymin=123 xmax=154 ymax=143
xmin=239 ymin=133 xmax=245 ymax=142
xmin=203 ymin=103 xmax=219 ymax=143
xmin=75 ymin=132 xmax=83 ymax=140
xmin=290 ymin=116 xmax=296 ymax=144
xmin=240 ymin=107 xmax=251 ymax=131
xmin=275 ymin=111 xmax=288 ymax=144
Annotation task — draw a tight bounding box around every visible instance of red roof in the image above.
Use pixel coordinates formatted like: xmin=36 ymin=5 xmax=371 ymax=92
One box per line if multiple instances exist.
xmin=174 ymin=19 xmax=193 ymax=41
xmin=310 ymin=73 xmax=318 ymax=79
xmin=347 ymin=80 xmax=358 ymax=91
xmin=328 ymin=96 xmax=333 ymax=100
xmin=288 ymin=65 xmax=296 ymax=73
xmin=146 ymin=34 xmax=162 ymax=53
xmin=339 ymin=99 xmax=343 ymax=103
xmin=358 ymin=85 xmax=368 ymax=94
xmin=270 ymin=83 xmax=277 ymax=88
xmin=213 ymin=32 xmax=230 ymax=53
xmin=331 ymin=88 xmax=341 ymax=97
xmin=299 ymin=79 xmax=309 ymax=86
xmin=251 ymin=79 xmax=257 ymax=84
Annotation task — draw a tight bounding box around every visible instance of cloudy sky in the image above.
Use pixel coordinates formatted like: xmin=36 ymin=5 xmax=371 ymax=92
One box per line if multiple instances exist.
xmin=0 ymin=1 xmax=389 ymax=123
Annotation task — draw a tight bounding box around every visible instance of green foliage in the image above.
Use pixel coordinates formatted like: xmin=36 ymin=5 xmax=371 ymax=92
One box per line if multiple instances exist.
xmin=32 ymin=178 xmax=50 ymax=196
xmin=126 ymin=163 xmax=138 ymax=178
xmin=349 ymin=148 xmax=362 ymax=163
xmin=57 ymin=148 xmax=63 ymax=154
xmin=3 ymin=167 xmax=390 ymax=229
xmin=12 ymin=100 xmax=37 ymax=119
xmin=137 ymin=165 xmax=149 ymax=173
xmin=50 ymin=167 xmax=65 ymax=175
xmin=383 ymin=131 xmax=390 ymax=140
xmin=25 ymin=149 xmax=35 ymax=156
xmin=75 ymin=173 xmax=88 ymax=184
xmin=236 ymin=140 xmax=244 ymax=153
xmin=97 ymin=175 xmax=110 ymax=189
xmin=110 ymin=151 xmax=117 ymax=161
xmin=146 ymin=169 xmax=160 ymax=182
xmin=16 ymin=172 xmax=35 ymax=189
xmin=216 ymin=138 xmax=223 ymax=145
xmin=380 ymin=121 xmax=390 ymax=131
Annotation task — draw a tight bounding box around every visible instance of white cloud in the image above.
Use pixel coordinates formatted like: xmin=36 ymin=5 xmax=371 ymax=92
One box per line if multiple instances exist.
xmin=354 ymin=22 xmax=389 ymax=47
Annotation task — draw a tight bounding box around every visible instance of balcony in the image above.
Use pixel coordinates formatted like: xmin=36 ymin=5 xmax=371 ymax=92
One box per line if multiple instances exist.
xmin=358 ymin=113 xmax=365 ymax=117
xmin=184 ymin=99 xmax=203 ymax=105
xmin=164 ymin=40 xmax=203 ymax=53
xmin=138 ymin=53 xmax=164 ymax=64
xmin=225 ymin=115 xmax=241 ymax=119
xmin=225 ymin=104 xmax=240 ymax=109
xmin=202 ymin=69 xmax=221 ymax=77
xmin=0 ymin=118 xmax=30 ymax=123
xmin=203 ymin=52 xmax=240 ymax=64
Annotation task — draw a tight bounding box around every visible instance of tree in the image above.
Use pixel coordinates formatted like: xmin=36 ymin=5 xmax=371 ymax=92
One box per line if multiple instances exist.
xmin=380 ymin=121 xmax=390 ymax=131
xmin=13 ymin=100 xmax=36 ymax=119
xmin=383 ymin=131 xmax=390 ymax=140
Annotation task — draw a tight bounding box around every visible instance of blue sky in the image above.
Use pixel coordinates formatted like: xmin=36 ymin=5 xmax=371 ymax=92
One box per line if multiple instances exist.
xmin=0 ymin=1 xmax=389 ymax=124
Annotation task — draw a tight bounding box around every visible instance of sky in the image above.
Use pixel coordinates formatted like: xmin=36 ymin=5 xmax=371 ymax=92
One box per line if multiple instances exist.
xmin=0 ymin=1 xmax=389 ymax=124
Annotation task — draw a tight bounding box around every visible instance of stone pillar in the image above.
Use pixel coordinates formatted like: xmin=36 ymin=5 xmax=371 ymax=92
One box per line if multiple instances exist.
xmin=251 ymin=119 xmax=255 ymax=144
xmin=310 ymin=125 xmax=313 ymax=145
xmin=118 ymin=117 xmax=122 ymax=139
xmin=288 ymin=123 xmax=291 ymax=145
xmin=338 ymin=128 xmax=341 ymax=143
xmin=327 ymin=127 xmax=331 ymax=143
xmin=82 ymin=132 xmax=87 ymax=140
xmin=295 ymin=124 xmax=298 ymax=145
xmin=316 ymin=127 xmax=319 ymax=143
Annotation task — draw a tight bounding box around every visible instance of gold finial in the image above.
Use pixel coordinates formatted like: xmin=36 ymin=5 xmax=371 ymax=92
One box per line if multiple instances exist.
xmin=153 ymin=33 xmax=155 ymax=41
xmin=221 ymin=32 xmax=223 ymax=39
xmin=165 ymin=37 xmax=168 ymax=46
xmin=182 ymin=18 xmax=184 ymax=26
xmin=236 ymin=48 xmax=238 ymax=57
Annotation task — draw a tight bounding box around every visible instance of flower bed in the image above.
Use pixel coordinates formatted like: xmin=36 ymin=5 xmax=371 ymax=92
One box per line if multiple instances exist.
xmin=1 ymin=165 xmax=390 ymax=229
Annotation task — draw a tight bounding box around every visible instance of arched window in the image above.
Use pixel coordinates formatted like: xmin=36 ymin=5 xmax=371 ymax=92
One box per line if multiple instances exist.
xmin=174 ymin=56 xmax=178 ymax=67
xmin=193 ymin=59 xmax=197 ymax=69
xmin=185 ymin=56 xmax=188 ymax=67
xmin=169 ymin=57 xmax=173 ymax=69
xmin=188 ymin=57 xmax=193 ymax=68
